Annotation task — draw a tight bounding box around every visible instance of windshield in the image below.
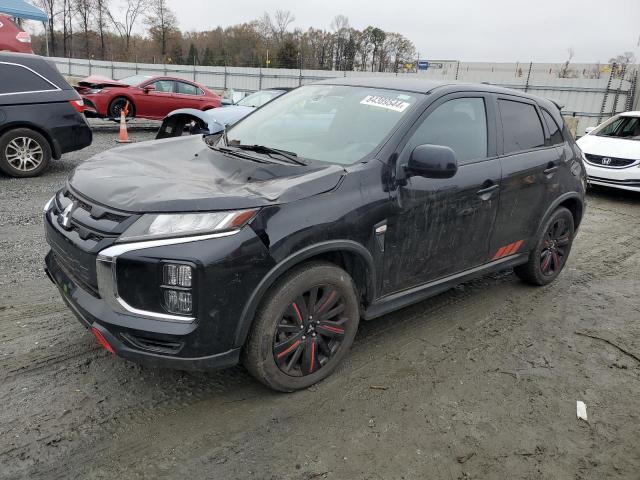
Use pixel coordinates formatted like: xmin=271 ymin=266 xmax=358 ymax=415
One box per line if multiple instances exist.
xmin=237 ymin=90 xmax=285 ymax=108
xmin=225 ymin=84 xmax=421 ymax=165
xmin=118 ymin=75 xmax=153 ymax=86
xmin=595 ymin=115 xmax=640 ymax=140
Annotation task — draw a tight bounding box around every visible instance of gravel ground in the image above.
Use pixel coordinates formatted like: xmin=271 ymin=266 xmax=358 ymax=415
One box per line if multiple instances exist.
xmin=1 ymin=130 xmax=639 ymax=480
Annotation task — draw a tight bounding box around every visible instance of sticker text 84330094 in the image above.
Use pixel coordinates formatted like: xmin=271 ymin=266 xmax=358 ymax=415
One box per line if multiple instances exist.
xmin=360 ymin=95 xmax=411 ymax=113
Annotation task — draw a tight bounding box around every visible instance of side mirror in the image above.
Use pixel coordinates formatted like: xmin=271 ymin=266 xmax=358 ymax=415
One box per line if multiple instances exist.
xmin=585 ymin=126 xmax=595 ymax=134
xmin=406 ymin=144 xmax=458 ymax=179
xmin=143 ymin=85 xmax=156 ymax=93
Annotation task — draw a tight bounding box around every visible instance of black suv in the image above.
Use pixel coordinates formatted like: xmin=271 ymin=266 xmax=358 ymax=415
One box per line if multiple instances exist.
xmin=44 ymin=78 xmax=586 ymax=391
xmin=0 ymin=52 xmax=92 ymax=177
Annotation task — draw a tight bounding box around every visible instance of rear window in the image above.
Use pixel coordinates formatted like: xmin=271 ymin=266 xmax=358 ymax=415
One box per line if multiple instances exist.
xmin=176 ymin=82 xmax=201 ymax=95
xmin=499 ymin=99 xmax=545 ymax=154
xmin=541 ymin=109 xmax=564 ymax=146
xmin=0 ymin=63 xmax=57 ymax=94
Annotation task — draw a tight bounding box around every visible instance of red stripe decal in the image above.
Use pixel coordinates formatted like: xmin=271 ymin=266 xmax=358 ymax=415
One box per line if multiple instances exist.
xmin=310 ymin=340 xmax=316 ymax=372
xmin=276 ymin=339 xmax=300 ymax=359
xmin=292 ymin=302 xmax=303 ymax=324
xmin=511 ymin=240 xmax=524 ymax=254
xmin=318 ymin=291 xmax=336 ymax=313
xmin=492 ymin=246 xmax=507 ymax=260
xmin=321 ymin=325 xmax=344 ymax=334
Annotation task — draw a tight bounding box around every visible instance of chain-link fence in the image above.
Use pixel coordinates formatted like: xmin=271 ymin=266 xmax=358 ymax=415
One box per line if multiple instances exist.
xmin=51 ymin=56 xmax=639 ymax=135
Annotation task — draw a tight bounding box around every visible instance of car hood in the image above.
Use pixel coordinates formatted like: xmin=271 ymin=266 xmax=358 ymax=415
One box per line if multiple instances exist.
xmin=577 ymin=134 xmax=640 ymax=159
xmin=204 ymin=106 xmax=255 ymax=133
xmin=68 ymin=135 xmax=346 ymax=213
xmin=76 ymin=75 xmax=129 ymax=88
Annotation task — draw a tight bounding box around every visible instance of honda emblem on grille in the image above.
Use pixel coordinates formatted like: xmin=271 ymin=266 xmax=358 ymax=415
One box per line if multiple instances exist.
xmin=60 ymin=202 xmax=76 ymax=230
xmin=601 ymin=157 xmax=612 ymax=165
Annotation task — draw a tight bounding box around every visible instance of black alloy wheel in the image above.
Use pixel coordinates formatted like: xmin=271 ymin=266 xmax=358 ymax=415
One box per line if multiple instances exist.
xmin=514 ymin=206 xmax=575 ymax=286
xmin=273 ymin=285 xmax=348 ymax=376
xmin=540 ymin=217 xmax=571 ymax=276
xmin=243 ymin=262 xmax=360 ymax=392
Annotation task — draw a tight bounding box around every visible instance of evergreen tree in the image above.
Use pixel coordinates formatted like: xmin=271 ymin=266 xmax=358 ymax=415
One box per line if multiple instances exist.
xmin=186 ymin=43 xmax=199 ymax=65
xmin=202 ymin=47 xmax=215 ymax=66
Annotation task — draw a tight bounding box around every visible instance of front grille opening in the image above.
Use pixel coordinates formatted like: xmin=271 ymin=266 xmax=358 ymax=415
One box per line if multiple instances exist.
xmin=121 ymin=333 xmax=184 ymax=355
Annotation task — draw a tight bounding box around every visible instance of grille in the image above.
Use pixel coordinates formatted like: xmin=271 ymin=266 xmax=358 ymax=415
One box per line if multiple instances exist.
xmin=55 ymin=189 xmax=133 ymax=242
xmin=48 ymin=188 xmax=137 ymax=295
xmin=584 ymin=153 xmax=638 ymax=168
xmin=120 ymin=333 xmax=184 ymax=355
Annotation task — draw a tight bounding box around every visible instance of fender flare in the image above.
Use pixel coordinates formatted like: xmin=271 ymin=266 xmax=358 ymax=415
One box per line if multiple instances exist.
xmin=233 ymin=240 xmax=376 ymax=348
xmin=536 ymin=192 xmax=584 ymax=236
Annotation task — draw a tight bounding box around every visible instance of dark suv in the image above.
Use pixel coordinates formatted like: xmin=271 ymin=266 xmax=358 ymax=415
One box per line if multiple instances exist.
xmin=44 ymin=78 xmax=586 ymax=391
xmin=0 ymin=52 xmax=92 ymax=177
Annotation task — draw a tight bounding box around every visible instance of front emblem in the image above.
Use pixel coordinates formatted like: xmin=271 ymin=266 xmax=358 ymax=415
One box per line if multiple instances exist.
xmin=60 ymin=202 xmax=75 ymax=230
xmin=601 ymin=157 xmax=612 ymax=165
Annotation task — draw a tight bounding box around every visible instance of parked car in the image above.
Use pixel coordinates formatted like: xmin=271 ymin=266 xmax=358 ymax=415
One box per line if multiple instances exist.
xmin=156 ymin=88 xmax=291 ymax=139
xmin=577 ymin=112 xmax=640 ymax=192
xmin=0 ymin=52 xmax=91 ymax=177
xmin=44 ymin=78 xmax=586 ymax=391
xmin=0 ymin=15 xmax=33 ymax=54
xmin=74 ymin=74 xmax=221 ymax=120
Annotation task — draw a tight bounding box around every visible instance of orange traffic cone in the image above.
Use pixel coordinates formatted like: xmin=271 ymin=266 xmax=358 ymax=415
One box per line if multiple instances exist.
xmin=116 ymin=101 xmax=131 ymax=144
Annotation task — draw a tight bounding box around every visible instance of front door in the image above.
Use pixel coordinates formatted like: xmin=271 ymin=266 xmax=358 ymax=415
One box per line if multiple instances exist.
xmin=489 ymin=96 xmax=561 ymax=257
xmin=136 ymin=79 xmax=175 ymax=119
xmin=382 ymin=93 xmax=501 ymax=295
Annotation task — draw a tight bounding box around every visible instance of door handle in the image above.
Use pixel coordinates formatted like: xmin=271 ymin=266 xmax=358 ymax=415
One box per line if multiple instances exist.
xmin=544 ymin=165 xmax=558 ymax=175
xmin=476 ymin=184 xmax=499 ymax=196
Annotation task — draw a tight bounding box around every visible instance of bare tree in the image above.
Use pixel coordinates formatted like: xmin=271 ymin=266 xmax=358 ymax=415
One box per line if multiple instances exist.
xmin=145 ymin=0 xmax=178 ymax=59
xmin=75 ymin=0 xmax=92 ymax=57
xmin=38 ymin=0 xmax=60 ymax=55
xmin=609 ymin=51 xmax=636 ymax=66
xmin=92 ymin=0 xmax=109 ymax=59
xmin=107 ymin=0 xmax=148 ymax=54
xmin=273 ymin=10 xmax=295 ymax=43
xmin=559 ymin=47 xmax=575 ymax=78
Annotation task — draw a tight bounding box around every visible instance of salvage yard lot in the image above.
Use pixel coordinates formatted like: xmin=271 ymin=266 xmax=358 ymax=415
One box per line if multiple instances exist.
xmin=1 ymin=130 xmax=639 ymax=479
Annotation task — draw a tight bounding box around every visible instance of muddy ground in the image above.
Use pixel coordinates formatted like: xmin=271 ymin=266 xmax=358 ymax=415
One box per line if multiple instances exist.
xmin=1 ymin=129 xmax=639 ymax=480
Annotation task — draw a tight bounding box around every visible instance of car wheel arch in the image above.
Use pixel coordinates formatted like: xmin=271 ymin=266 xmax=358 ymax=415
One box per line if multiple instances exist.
xmin=537 ymin=192 xmax=584 ymax=238
xmin=233 ymin=240 xmax=376 ymax=348
xmin=108 ymin=96 xmax=136 ymax=117
xmin=0 ymin=123 xmax=60 ymax=159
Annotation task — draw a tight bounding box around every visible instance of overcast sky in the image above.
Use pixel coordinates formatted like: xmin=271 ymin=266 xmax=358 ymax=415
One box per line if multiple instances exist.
xmin=167 ymin=0 xmax=640 ymax=63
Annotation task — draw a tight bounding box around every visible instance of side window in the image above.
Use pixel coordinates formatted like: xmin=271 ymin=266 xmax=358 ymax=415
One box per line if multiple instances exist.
xmin=403 ymin=97 xmax=488 ymax=164
xmin=541 ymin=109 xmax=564 ymax=146
xmin=177 ymin=82 xmax=200 ymax=95
xmin=150 ymin=80 xmax=174 ymax=93
xmin=499 ymin=100 xmax=545 ymax=154
xmin=0 ymin=63 xmax=57 ymax=94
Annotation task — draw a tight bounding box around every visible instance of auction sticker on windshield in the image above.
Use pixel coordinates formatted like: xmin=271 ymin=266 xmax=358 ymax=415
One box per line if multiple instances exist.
xmin=360 ymin=95 xmax=411 ymax=112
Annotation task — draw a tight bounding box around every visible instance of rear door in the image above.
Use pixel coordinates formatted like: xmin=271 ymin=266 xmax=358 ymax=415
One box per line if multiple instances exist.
xmin=174 ymin=81 xmax=207 ymax=111
xmin=382 ymin=93 xmax=501 ymax=294
xmin=135 ymin=79 xmax=175 ymax=119
xmin=490 ymin=96 xmax=561 ymax=258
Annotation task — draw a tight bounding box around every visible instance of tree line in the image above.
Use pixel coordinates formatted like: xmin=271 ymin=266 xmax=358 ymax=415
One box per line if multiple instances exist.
xmin=32 ymin=1 xmax=418 ymax=72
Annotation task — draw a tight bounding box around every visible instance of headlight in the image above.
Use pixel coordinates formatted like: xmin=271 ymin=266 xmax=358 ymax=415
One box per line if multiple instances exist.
xmin=87 ymin=88 xmax=103 ymax=94
xmin=43 ymin=195 xmax=55 ymax=213
xmin=117 ymin=209 xmax=258 ymax=243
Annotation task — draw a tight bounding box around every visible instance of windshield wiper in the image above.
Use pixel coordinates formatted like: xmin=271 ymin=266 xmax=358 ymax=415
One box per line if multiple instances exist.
xmin=233 ymin=144 xmax=308 ymax=165
xmin=212 ymin=144 xmax=275 ymax=163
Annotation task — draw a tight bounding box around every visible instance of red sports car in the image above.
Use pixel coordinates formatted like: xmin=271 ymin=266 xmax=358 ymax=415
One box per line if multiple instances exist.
xmin=74 ymin=75 xmax=221 ymax=120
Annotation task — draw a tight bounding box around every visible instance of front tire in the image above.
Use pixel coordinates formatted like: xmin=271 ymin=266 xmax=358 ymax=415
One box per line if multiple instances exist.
xmin=243 ymin=262 xmax=360 ymax=392
xmin=108 ymin=97 xmax=135 ymax=120
xmin=0 ymin=128 xmax=51 ymax=178
xmin=514 ymin=207 xmax=575 ymax=286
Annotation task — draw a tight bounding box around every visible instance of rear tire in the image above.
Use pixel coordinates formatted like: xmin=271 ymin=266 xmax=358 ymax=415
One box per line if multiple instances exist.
xmin=0 ymin=128 xmax=51 ymax=178
xmin=514 ymin=207 xmax=575 ymax=286
xmin=243 ymin=262 xmax=360 ymax=392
